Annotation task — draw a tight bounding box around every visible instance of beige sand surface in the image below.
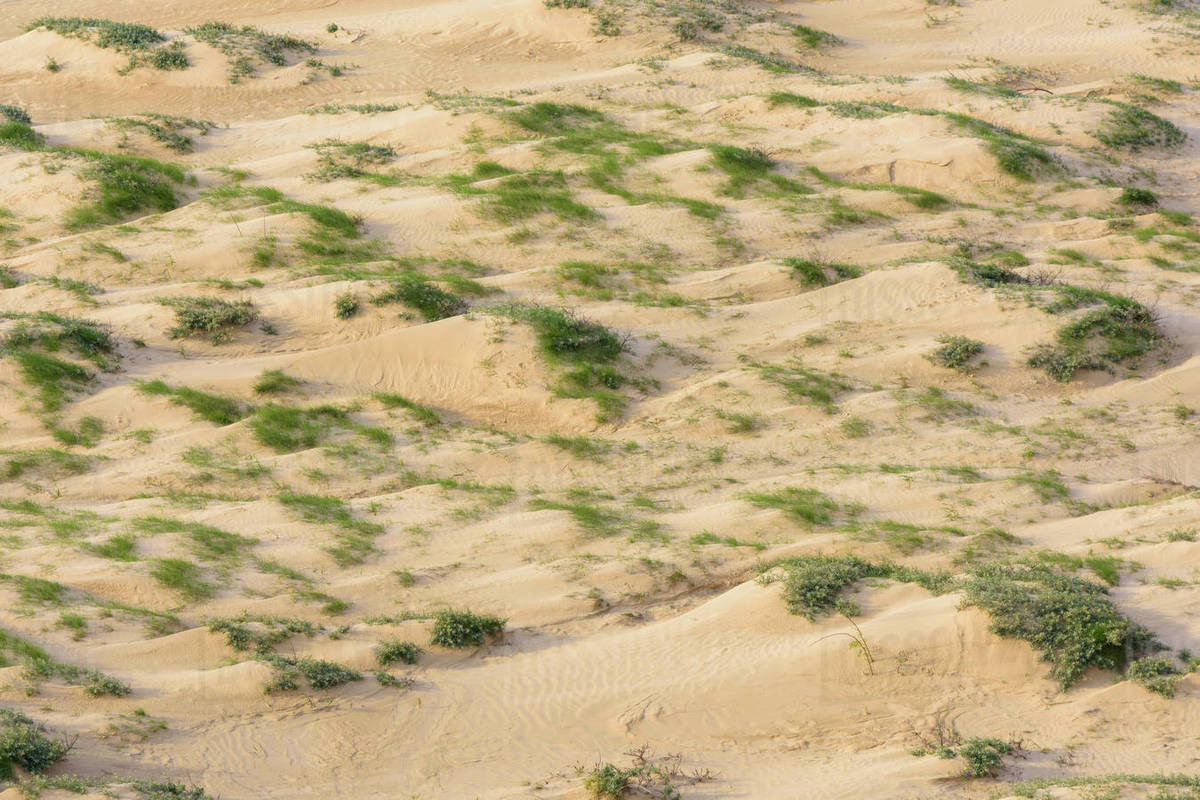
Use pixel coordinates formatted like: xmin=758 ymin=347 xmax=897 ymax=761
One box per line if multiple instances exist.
xmin=0 ymin=0 xmax=1198 ymax=797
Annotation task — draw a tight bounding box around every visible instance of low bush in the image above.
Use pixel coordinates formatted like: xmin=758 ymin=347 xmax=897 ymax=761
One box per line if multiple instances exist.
xmin=0 ymin=708 xmax=71 ymax=776
xmin=158 ymin=296 xmax=258 ymax=344
xmin=375 ymin=639 xmax=423 ymax=665
xmin=927 ymin=335 xmax=984 ymax=372
xmin=429 ymin=609 xmax=505 ymax=648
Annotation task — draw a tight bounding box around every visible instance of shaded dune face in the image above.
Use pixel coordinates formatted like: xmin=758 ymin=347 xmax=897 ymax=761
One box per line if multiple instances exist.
xmin=0 ymin=1 xmax=1197 ymax=798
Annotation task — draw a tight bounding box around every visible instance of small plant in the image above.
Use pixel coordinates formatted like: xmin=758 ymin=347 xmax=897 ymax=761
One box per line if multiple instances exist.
xmin=814 ymin=614 xmax=876 ymax=674
xmin=429 ymin=609 xmax=506 ymax=648
xmin=44 ymin=56 xmax=61 ymax=72
xmin=372 ymin=275 xmax=466 ymax=321
xmin=158 ymin=296 xmax=258 ymax=344
xmin=375 ymin=639 xmax=423 ymax=665
xmin=784 ymin=257 xmax=860 ymax=288
xmin=151 ymin=558 xmax=214 ymax=602
xmin=0 ymin=708 xmax=72 ymax=776
xmin=1126 ymin=656 xmax=1183 ymax=698
xmin=252 ymin=369 xmax=303 ymax=395
xmin=793 ymin=24 xmax=842 ymax=49
xmin=1119 ymin=187 xmax=1158 ymax=208
xmin=334 ymin=291 xmax=360 ymax=320
xmin=1093 ymin=101 xmax=1185 ymax=151
xmin=927 ymin=335 xmax=984 ymax=372
xmin=137 ymin=380 xmax=246 ymax=425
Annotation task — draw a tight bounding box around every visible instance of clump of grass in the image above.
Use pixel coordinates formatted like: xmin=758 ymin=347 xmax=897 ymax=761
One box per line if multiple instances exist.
xmin=783 ymin=257 xmax=860 ymax=287
xmin=709 ymin=144 xmax=808 ymax=197
xmin=767 ymin=91 xmax=821 ymax=108
xmin=943 ymin=76 xmax=1019 ymax=98
xmin=1093 ymin=101 xmax=1185 ymax=151
xmin=278 ymin=492 xmax=383 ymax=565
xmin=827 ymin=100 xmax=908 ymax=119
xmin=0 ymin=627 xmax=130 ymax=696
xmin=150 ymin=558 xmax=214 ymax=602
xmin=252 ymin=369 xmax=303 ymax=395
xmin=1119 ymin=187 xmax=1158 ymax=208
xmin=961 ymin=562 xmax=1162 ymax=689
xmin=184 ymin=21 xmax=316 ymax=83
xmin=108 ymin=114 xmax=213 ymax=153
xmin=793 ymin=24 xmax=842 ymax=49
xmin=1 ymin=448 xmax=91 ymax=481
xmin=157 ymin=296 xmax=258 ymax=344
xmin=720 ymin=44 xmax=799 ymax=73
xmin=927 ymin=335 xmax=984 ymax=372
xmin=944 ymin=113 xmax=1058 ymax=180
xmin=29 ymin=17 xmax=163 ymax=50
xmin=751 ymin=361 xmax=851 ymax=413
xmin=372 ymin=275 xmax=467 ymax=321
xmin=742 ymin=487 xmax=855 ymax=527
xmin=544 ymin=434 xmax=611 ymax=460
xmin=1 ymin=313 xmax=118 ymax=412
xmin=490 ymin=303 xmax=630 ymax=421
xmin=62 ymin=150 xmax=188 ymax=229
xmin=375 ymin=639 xmax=423 ymax=665
xmin=308 ymin=139 xmax=398 ymax=182
xmin=137 ymin=380 xmax=247 ymax=424
xmin=429 ymin=609 xmax=505 ymax=648
xmin=375 ymin=393 xmax=440 ymax=425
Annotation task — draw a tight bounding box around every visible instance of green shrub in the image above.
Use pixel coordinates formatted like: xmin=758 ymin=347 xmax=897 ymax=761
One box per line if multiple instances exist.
xmin=764 ymin=555 xmax=955 ymax=620
xmin=429 ymin=609 xmax=506 ymax=648
xmin=945 ymin=113 xmax=1058 ymax=180
xmin=767 ymin=91 xmax=821 ymax=108
xmin=158 ymin=296 xmax=257 ymax=344
xmin=0 ymin=105 xmax=30 ymax=124
xmin=721 ymin=44 xmax=797 ymax=73
xmin=334 ymin=291 xmax=360 ymax=320
xmin=1126 ymin=656 xmax=1182 ymax=697
xmin=961 ymin=563 xmax=1160 ymax=688
xmin=0 ymin=709 xmax=70 ymax=775
xmin=743 ymin=487 xmax=843 ymax=526
xmin=927 ymin=335 xmax=984 ymax=372
xmin=375 ymin=393 xmax=440 ymax=425
xmin=30 ymin=17 xmax=163 ymax=50
xmin=1119 ymin=187 xmax=1158 ymax=207
xmin=261 ymin=654 xmax=360 ymax=692
xmin=375 ymin=639 xmax=423 ymax=665
xmin=794 ymin=24 xmax=842 ymax=49
xmin=208 ymin=613 xmax=318 ymax=654
xmin=184 ymin=22 xmax=316 ymax=83
xmin=752 ymin=361 xmax=851 ymax=413
xmin=957 ymin=737 xmax=1014 ymax=777
xmin=64 ymin=151 xmax=186 ymax=229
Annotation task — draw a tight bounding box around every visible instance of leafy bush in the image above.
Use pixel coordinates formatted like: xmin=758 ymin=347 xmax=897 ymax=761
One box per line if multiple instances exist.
xmin=429 ymin=609 xmax=506 ymax=648
xmin=961 ymin=563 xmax=1160 ymax=688
xmin=784 ymin=257 xmax=860 ymax=288
xmin=945 ymin=113 xmax=1058 ymax=180
xmin=151 ymin=558 xmax=214 ymax=602
xmin=208 ymin=613 xmax=318 ymax=655
xmin=957 ymin=737 xmax=1013 ymax=777
xmin=794 ymin=24 xmax=842 ymax=49
xmin=375 ymin=639 xmax=423 ymax=665
xmin=1126 ymin=656 xmax=1183 ymax=698
xmin=261 ymin=654 xmax=360 ymax=692
xmin=63 ymin=151 xmax=186 ymax=229
xmin=0 ymin=708 xmax=70 ymax=776
xmin=763 ymin=555 xmax=955 ymax=620
xmin=184 ymin=22 xmax=316 ymax=83
xmin=1119 ymin=187 xmax=1158 ymax=207
xmin=334 ymin=291 xmax=360 ymax=320
xmin=928 ymin=335 xmax=984 ymax=372
xmin=158 ymin=296 xmax=258 ymax=344
xmin=0 ymin=105 xmax=30 ymax=124
xmin=30 ymin=17 xmax=164 ymax=50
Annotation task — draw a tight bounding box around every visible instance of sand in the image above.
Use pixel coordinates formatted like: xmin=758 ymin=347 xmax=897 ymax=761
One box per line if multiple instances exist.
xmin=0 ymin=0 xmax=1197 ymax=797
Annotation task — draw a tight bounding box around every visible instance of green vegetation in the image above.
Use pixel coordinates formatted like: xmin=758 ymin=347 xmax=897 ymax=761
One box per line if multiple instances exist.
xmin=961 ymin=563 xmax=1162 ymax=688
xmin=308 ymin=139 xmax=398 ymax=182
xmin=1125 ymin=656 xmax=1184 ymax=698
xmin=793 ymin=24 xmax=842 ymax=49
xmin=261 ymin=654 xmax=360 ymax=692
xmin=1093 ymin=102 xmax=1185 ymax=151
xmin=0 ymin=627 xmax=130 ymax=696
xmin=751 ymin=361 xmax=851 ymax=413
xmin=372 ymin=274 xmax=467 ymax=321
xmin=1 ymin=314 xmax=116 ymax=414
xmin=108 ymin=114 xmax=213 ymax=153
xmin=137 ymin=380 xmax=247 ymax=425
xmin=1119 ymin=187 xmax=1158 ymax=208
xmin=150 ymin=558 xmax=214 ymax=602
xmin=208 ymin=613 xmax=319 ymax=655
xmin=945 ymin=113 xmax=1058 ymax=180
xmin=761 ymin=554 xmax=953 ymax=620
xmin=0 ymin=106 xmax=31 ymax=125
xmin=29 ymin=17 xmax=187 ymax=72
xmin=252 ymin=369 xmax=303 ymax=396
xmin=375 ymin=639 xmax=423 ymax=665
xmin=157 ymin=296 xmax=258 ymax=344
xmin=743 ymin=487 xmax=848 ymax=527
xmin=429 ymin=609 xmax=506 ymax=648
xmin=783 ymin=257 xmax=860 ymax=288
xmin=334 ymin=291 xmax=360 ymax=320
xmin=720 ymin=45 xmax=798 ymax=73
xmin=375 ymin=393 xmax=440 ymax=425
xmin=278 ymin=492 xmax=383 ymax=565
xmin=767 ymin=91 xmax=821 ymax=108
xmin=0 ymin=708 xmax=70 ymax=777
xmin=927 ymin=335 xmax=984 ymax=372
xmin=183 ymin=21 xmax=316 ymax=83
xmin=1027 ymin=292 xmax=1163 ymax=381
xmin=490 ymin=303 xmax=630 ymax=421
xmin=944 ymin=76 xmax=1020 ymax=98
xmin=709 ymin=145 xmax=808 ymax=198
